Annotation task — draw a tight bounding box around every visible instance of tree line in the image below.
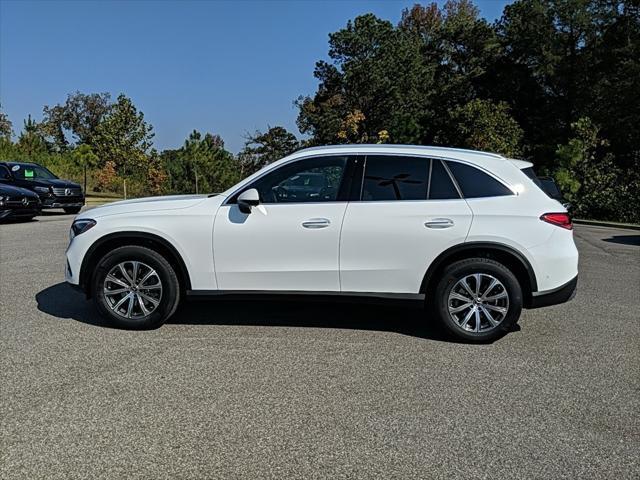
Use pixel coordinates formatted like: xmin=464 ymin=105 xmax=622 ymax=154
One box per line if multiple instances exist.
xmin=0 ymin=0 xmax=638 ymax=222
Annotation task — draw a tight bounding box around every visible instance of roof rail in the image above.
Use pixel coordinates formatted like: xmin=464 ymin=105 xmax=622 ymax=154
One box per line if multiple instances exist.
xmin=294 ymin=144 xmax=504 ymax=159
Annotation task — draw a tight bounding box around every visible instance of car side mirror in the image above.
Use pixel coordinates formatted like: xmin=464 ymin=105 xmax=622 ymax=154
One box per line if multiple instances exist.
xmin=237 ymin=188 xmax=260 ymax=214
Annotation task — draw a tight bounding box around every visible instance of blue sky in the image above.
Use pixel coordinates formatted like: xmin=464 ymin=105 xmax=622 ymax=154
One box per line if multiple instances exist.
xmin=1 ymin=0 xmax=511 ymax=153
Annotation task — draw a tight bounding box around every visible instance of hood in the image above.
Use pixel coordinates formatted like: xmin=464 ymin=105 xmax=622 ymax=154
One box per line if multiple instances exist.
xmin=13 ymin=178 xmax=81 ymax=189
xmin=81 ymin=194 xmax=211 ymax=219
xmin=0 ymin=183 xmax=40 ymax=198
xmin=40 ymin=178 xmax=81 ymax=188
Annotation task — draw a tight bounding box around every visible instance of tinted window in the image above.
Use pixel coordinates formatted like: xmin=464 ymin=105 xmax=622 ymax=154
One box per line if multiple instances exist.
xmin=429 ymin=159 xmax=460 ymax=200
xmin=9 ymin=163 xmax=57 ymax=180
xmin=0 ymin=165 xmax=11 ymax=180
xmin=246 ymin=156 xmax=348 ymax=204
xmin=538 ymin=176 xmax=563 ymax=200
xmin=446 ymin=161 xmax=512 ymax=198
xmin=521 ymin=167 xmax=543 ymax=188
xmin=522 ymin=167 xmax=562 ymax=199
xmin=362 ymin=155 xmax=428 ymax=201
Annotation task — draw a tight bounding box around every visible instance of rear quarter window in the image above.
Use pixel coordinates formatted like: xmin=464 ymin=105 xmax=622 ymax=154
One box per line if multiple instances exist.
xmin=446 ymin=161 xmax=513 ymax=198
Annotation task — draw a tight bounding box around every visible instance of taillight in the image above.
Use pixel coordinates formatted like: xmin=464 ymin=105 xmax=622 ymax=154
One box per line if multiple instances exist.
xmin=540 ymin=212 xmax=573 ymax=230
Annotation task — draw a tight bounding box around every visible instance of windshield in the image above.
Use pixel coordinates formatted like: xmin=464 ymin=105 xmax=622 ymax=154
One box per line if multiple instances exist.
xmin=9 ymin=164 xmax=58 ymax=180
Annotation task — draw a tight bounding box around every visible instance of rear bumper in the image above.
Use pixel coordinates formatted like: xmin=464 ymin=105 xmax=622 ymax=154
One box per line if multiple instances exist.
xmin=528 ymin=275 xmax=577 ymax=309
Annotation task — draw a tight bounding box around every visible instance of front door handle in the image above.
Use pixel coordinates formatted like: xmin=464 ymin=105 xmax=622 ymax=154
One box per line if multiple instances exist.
xmin=302 ymin=218 xmax=330 ymax=229
xmin=425 ymin=218 xmax=454 ymax=229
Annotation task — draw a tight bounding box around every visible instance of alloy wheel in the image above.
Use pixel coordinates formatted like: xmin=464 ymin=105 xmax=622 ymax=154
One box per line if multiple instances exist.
xmin=447 ymin=273 xmax=509 ymax=333
xmin=103 ymin=261 xmax=163 ymax=319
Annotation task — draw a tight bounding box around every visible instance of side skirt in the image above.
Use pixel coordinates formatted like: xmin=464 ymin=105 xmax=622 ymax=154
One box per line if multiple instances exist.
xmin=186 ymin=289 xmax=425 ymax=305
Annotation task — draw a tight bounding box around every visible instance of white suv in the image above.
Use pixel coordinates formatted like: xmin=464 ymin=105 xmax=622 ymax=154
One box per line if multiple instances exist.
xmin=65 ymin=145 xmax=578 ymax=341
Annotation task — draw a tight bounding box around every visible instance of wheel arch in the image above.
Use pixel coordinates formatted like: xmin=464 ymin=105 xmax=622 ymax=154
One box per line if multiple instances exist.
xmin=79 ymin=231 xmax=192 ymax=297
xmin=420 ymin=242 xmax=538 ymax=307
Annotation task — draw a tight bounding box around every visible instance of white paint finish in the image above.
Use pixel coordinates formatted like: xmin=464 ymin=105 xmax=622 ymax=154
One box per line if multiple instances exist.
xmin=67 ymin=145 xmax=579 ymax=303
xmin=213 ymin=202 xmax=348 ymax=291
xmin=81 ymin=194 xmax=209 ymax=218
xmin=462 ymin=176 xmax=578 ymax=292
xmin=339 ymin=199 xmax=473 ymax=293
xmin=527 ymin=227 xmax=579 ymax=291
xmin=67 ymin=196 xmax=223 ymax=290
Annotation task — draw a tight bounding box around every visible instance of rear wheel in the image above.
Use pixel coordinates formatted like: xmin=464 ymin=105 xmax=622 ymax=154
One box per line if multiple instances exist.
xmin=433 ymin=257 xmax=522 ymax=342
xmin=64 ymin=206 xmax=82 ymax=214
xmin=92 ymin=246 xmax=180 ymax=329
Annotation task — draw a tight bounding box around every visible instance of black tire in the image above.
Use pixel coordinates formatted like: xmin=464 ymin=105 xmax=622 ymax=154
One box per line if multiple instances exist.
xmin=92 ymin=246 xmax=180 ymax=329
xmin=433 ymin=257 xmax=523 ymax=342
xmin=64 ymin=206 xmax=82 ymax=214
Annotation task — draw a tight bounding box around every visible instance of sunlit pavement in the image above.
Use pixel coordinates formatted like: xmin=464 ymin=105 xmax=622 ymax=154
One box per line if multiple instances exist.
xmin=1 ymin=215 xmax=638 ymax=479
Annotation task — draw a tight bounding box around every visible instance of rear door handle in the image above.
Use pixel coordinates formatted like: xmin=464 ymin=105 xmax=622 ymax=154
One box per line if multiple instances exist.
xmin=425 ymin=218 xmax=454 ymax=229
xmin=302 ymin=218 xmax=330 ymax=229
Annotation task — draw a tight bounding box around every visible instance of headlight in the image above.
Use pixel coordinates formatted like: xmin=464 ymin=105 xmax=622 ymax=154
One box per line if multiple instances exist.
xmin=34 ymin=186 xmax=50 ymax=194
xmin=0 ymin=196 xmax=5 ymax=206
xmin=70 ymin=218 xmax=96 ymax=237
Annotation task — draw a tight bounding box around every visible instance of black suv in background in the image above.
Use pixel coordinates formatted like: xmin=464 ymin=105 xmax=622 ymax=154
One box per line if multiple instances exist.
xmin=0 ymin=183 xmax=41 ymax=221
xmin=0 ymin=161 xmax=84 ymax=214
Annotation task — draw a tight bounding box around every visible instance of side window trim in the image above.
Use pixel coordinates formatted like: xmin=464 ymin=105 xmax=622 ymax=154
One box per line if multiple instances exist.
xmin=426 ymin=158 xmax=433 ymax=200
xmin=350 ymin=155 xmax=365 ymax=202
xmin=357 ymin=155 xmax=367 ymax=201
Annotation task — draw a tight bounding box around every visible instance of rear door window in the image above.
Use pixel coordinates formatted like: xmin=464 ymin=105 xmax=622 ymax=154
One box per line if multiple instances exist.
xmin=362 ymin=155 xmax=428 ymax=201
xmin=446 ymin=161 xmax=513 ymax=198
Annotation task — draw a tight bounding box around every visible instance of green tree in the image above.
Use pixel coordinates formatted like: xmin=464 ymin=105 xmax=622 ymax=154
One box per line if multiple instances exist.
xmin=297 ymin=1 xmax=501 ymax=146
xmin=0 ymin=104 xmax=12 ymax=140
xmin=162 ymin=130 xmax=240 ymax=194
xmin=239 ymin=126 xmax=299 ymax=174
xmin=92 ymin=94 xmax=154 ymax=175
xmin=41 ymin=91 xmax=112 ymax=151
xmin=297 ymin=12 xmax=428 ymax=144
xmin=552 ymin=117 xmax=632 ymax=221
xmin=446 ymin=99 xmax=523 ymax=156
xmin=17 ymin=115 xmax=48 ymax=156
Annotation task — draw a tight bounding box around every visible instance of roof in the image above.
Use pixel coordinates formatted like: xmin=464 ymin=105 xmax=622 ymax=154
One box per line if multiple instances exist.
xmin=294 ymin=144 xmax=505 ymax=159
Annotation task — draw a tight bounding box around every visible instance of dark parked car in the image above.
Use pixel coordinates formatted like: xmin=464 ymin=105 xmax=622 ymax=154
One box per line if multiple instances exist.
xmin=0 ymin=161 xmax=84 ymax=214
xmin=0 ymin=183 xmax=41 ymax=221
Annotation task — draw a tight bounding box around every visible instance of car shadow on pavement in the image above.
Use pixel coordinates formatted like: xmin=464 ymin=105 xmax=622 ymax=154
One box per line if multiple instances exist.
xmin=602 ymin=235 xmax=640 ymax=246
xmin=36 ymin=282 xmax=461 ymax=342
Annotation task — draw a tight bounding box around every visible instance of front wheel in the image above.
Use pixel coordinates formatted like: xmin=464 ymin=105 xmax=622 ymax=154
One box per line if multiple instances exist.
xmin=433 ymin=258 xmax=523 ymax=342
xmin=64 ymin=206 xmax=82 ymax=214
xmin=92 ymin=246 xmax=180 ymax=329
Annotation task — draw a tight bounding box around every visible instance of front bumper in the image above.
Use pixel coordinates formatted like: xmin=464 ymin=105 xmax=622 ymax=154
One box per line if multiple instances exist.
xmin=0 ymin=206 xmax=41 ymax=219
xmin=42 ymin=201 xmax=84 ymax=209
xmin=528 ymin=275 xmax=578 ymax=309
xmin=39 ymin=193 xmax=85 ymax=209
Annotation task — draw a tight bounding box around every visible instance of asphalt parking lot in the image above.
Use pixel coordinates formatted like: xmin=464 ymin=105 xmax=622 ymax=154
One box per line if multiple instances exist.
xmin=1 ymin=211 xmax=638 ymax=479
